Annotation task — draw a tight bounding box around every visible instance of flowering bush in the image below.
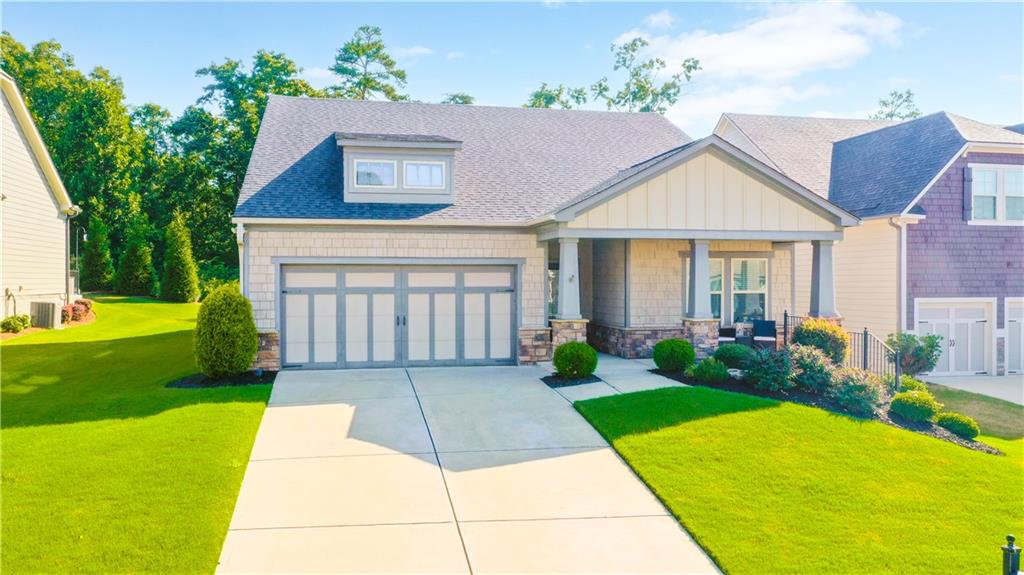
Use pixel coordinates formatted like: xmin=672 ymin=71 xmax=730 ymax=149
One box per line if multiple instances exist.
xmin=61 ymin=305 xmax=74 ymax=323
xmin=71 ymin=304 xmax=88 ymax=322
xmin=792 ymin=318 xmax=849 ymax=364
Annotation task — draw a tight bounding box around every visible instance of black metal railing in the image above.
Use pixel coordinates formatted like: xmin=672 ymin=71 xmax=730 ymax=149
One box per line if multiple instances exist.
xmin=782 ymin=311 xmax=902 ymax=387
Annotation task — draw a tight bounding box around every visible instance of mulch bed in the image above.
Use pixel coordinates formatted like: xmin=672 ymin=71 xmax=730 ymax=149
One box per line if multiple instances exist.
xmin=652 ymin=369 xmax=1002 ymax=456
xmin=0 ymin=311 xmax=97 ymax=341
xmin=541 ymin=374 xmax=604 ymax=388
xmin=167 ymin=370 xmax=278 ymax=388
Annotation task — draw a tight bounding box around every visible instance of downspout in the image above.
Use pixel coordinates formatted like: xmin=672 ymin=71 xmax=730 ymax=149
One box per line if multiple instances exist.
xmin=888 ymin=216 xmax=907 ymax=334
xmin=236 ymin=223 xmax=247 ymax=297
xmin=64 ymin=205 xmax=82 ymax=302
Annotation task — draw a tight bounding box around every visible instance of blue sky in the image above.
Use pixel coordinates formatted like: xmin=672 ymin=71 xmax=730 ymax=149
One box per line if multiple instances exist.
xmin=4 ymin=2 xmax=1022 ymax=135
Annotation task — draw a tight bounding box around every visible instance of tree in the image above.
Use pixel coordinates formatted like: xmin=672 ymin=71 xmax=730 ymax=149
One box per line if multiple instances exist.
xmin=590 ymin=37 xmax=700 ymax=113
xmin=329 ymin=25 xmax=407 ymax=101
xmin=870 ymin=89 xmax=921 ymax=120
xmin=524 ymin=83 xmax=588 ymax=109
xmin=80 ymin=216 xmax=115 ymax=292
xmin=160 ymin=212 xmax=200 ymax=302
xmin=115 ymin=228 xmax=157 ymax=297
xmin=441 ymin=92 xmax=474 ymax=105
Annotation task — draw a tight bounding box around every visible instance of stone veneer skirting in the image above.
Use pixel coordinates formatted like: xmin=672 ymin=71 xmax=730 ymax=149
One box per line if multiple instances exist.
xmin=254 ymin=331 xmax=281 ymax=371
xmin=587 ymin=323 xmax=686 ymax=359
xmin=550 ymin=319 xmax=589 ymax=347
xmin=518 ymin=327 xmax=552 ymax=365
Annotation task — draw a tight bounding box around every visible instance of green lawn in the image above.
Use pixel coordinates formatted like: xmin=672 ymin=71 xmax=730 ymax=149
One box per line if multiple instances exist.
xmin=925 ymin=382 xmax=1023 ymax=440
xmin=1 ymin=296 xmax=271 ymax=574
xmin=576 ymin=386 xmax=1023 ymax=575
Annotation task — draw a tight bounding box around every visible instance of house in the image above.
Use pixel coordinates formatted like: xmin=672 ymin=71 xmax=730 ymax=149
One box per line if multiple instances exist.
xmin=234 ymin=96 xmax=857 ymax=370
xmin=716 ymin=112 xmax=1024 ymax=376
xmin=1 ymin=70 xmax=80 ymax=327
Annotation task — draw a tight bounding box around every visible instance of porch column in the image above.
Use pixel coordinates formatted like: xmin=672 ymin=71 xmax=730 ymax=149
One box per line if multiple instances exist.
xmin=809 ymin=240 xmax=839 ymax=318
xmin=556 ymin=238 xmax=581 ymax=320
xmin=686 ymin=239 xmax=713 ymax=319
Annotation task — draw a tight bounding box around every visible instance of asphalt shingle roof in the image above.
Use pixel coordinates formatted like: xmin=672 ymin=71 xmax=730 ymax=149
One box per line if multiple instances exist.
xmin=236 ymin=96 xmax=690 ymax=222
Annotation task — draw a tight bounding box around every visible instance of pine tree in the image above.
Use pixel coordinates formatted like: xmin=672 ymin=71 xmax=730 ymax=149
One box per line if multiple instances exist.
xmin=80 ymin=215 xmax=115 ymax=292
xmin=115 ymin=230 xmax=157 ymax=296
xmin=160 ymin=212 xmax=200 ymax=302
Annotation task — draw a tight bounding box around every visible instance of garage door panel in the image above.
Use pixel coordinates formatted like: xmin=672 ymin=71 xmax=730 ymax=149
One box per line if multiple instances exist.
xmin=434 ymin=294 xmax=457 ymax=361
xmin=313 ymin=294 xmax=337 ymax=364
xmin=916 ymin=300 xmax=992 ymax=376
xmin=464 ymin=293 xmax=487 ymax=360
xmin=285 ymin=294 xmax=310 ymax=364
xmin=490 ymin=292 xmax=512 ymax=360
xmin=372 ymin=294 xmax=396 ymax=362
xmin=345 ymin=294 xmax=369 ymax=363
xmin=408 ymin=293 xmax=431 ymax=361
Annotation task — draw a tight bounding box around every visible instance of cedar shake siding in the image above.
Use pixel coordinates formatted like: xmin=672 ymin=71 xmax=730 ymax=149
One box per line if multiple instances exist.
xmin=906 ymin=152 xmax=1024 ymax=329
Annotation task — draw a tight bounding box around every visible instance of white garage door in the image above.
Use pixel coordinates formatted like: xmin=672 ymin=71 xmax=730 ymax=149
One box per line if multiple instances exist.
xmin=916 ymin=300 xmax=991 ymax=376
xmin=1008 ymin=300 xmax=1023 ymax=374
xmin=281 ymin=266 xmax=516 ymax=369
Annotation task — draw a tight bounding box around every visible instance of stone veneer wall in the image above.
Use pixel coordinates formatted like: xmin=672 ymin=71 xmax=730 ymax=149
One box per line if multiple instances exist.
xmin=587 ymin=322 xmax=685 ymax=359
xmin=681 ymin=318 xmax=720 ymax=360
xmin=254 ymin=332 xmax=280 ymax=371
xmin=551 ymin=319 xmax=588 ymax=347
xmin=518 ymin=327 xmax=552 ymax=364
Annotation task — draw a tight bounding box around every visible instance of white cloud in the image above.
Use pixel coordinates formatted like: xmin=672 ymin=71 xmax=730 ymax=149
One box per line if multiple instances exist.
xmin=393 ymin=46 xmax=434 ymax=63
xmin=301 ymin=66 xmax=334 ymax=89
xmin=446 ymin=51 xmax=466 ymax=61
xmin=644 ymin=10 xmax=675 ymax=30
xmin=666 ymin=83 xmax=833 ymax=133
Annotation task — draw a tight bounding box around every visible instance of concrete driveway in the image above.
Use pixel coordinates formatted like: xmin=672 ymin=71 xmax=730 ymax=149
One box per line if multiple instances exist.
xmin=217 ymin=361 xmax=717 ymax=574
xmin=922 ymin=374 xmax=1024 ymax=405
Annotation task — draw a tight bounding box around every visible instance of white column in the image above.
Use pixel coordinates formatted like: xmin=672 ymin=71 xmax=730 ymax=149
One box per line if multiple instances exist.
xmin=809 ymin=240 xmax=839 ymax=317
xmin=556 ymin=238 xmax=581 ymax=320
xmin=686 ymin=239 xmax=713 ymax=319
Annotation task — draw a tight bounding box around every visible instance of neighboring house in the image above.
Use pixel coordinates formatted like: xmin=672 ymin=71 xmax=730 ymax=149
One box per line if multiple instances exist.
xmin=717 ymin=112 xmax=1024 ymax=376
xmin=1 ymin=70 xmax=80 ymax=327
xmin=235 ymin=96 xmax=856 ymax=370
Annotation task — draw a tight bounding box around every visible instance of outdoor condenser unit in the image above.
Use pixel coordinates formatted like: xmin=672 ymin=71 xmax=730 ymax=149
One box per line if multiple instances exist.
xmin=30 ymin=301 xmax=57 ymax=329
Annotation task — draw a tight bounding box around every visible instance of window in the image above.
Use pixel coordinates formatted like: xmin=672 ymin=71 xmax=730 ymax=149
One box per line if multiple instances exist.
xmin=354 ymin=160 xmax=396 ymax=187
xmin=404 ymin=161 xmax=445 ymax=189
xmin=709 ymin=259 xmax=723 ymax=320
xmin=970 ymin=165 xmax=1024 ymax=224
xmin=732 ymin=258 xmax=767 ymax=323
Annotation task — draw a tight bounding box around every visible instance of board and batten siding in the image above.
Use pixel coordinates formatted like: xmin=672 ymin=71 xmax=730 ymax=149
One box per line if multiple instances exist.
xmin=244 ymin=227 xmax=547 ymax=333
xmin=568 ymin=150 xmax=837 ymax=233
xmin=1 ymin=90 xmax=68 ymax=318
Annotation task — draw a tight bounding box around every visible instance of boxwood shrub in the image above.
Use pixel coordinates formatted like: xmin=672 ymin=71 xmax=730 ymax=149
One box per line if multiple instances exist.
xmin=897 ymin=375 xmax=929 ymax=393
xmin=552 ymin=341 xmax=598 ymax=379
xmin=788 ymin=344 xmax=834 ymax=394
xmin=936 ymin=411 xmax=981 ymax=440
xmin=745 ymin=348 xmax=794 ymax=392
xmin=652 ymin=338 xmax=696 ymax=372
xmin=827 ymin=367 xmax=885 ymax=416
xmin=686 ymin=357 xmax=730 ymax=383
xmin=889 ymin=390 xmax=943 ymax=423
xmin=792 ymin=318 xmax=849 ymax=365
xmin=193 ymin=284 xmax=258 ymax=378
xmin=714 ymin=343 xmax=755 ymax=369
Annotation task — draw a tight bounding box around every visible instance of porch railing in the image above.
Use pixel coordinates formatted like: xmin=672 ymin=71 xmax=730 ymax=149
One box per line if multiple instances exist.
xmin=782 ymin=311 xmax=902 ymax=387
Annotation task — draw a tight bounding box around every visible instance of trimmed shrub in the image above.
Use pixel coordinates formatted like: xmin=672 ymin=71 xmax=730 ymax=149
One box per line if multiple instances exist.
xmin=71 ymin=304 xmax=88 ymax=322
xmin=792 ymin=318 xmax=849 ymax=365
xmin=81 ymin=215 xmax=115 ymax=292
xmin=652 ymin=338 xmax=696 ymax=372
xmin=193 ymin=284 xmax=258 ymax=378
xmin=552 ymin=341 xmax=599 ymax=379
xmin=686 ymin=357 xmax=730 ymax=383
xmin=115 ymin=234 xmax=157 ymax=296
xmin=828 ymin=367 xmax=885 ymax=416
xmin=714 ymin=343 xmax=755 ymax=369
xmin=789 ymin=344 xmax=834 ymax=394
xmin=61 ymin=305 xmax=73 ymax=323
xmin=1 ymin=314 xmax=31 ymax=333
xmin=745 ymin=348 xmax=794 ymax=392
xmin=936 ymin=411 xmax=980 ymax=440
xmin=199 ymin=262 xmax=239 ymax=301
xmin=897 ymin=375 xmax=929 ymax=393
xmin=886 ymin=332 xmax=943 ymax=376
xmin=160 ymin=212 xmax=200 ymax=303
xmin=889 ymin=390 xmax=943 ymax=423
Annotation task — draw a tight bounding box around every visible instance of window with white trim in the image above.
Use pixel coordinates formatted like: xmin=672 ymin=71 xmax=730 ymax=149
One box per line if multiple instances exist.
xmin=970 ymin=165 xmax=1024 ymax=224
xmin=354 ymin=160 xmax=396 ymax=187
xmin=732 ymin=258 xmax=767 ymax=323
xmin=709 ymin=259 xmax=723 ymax=320
xmin=404 ymin=161 xmax=445 ymax=189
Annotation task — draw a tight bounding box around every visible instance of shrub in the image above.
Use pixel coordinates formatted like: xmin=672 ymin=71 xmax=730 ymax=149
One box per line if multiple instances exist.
xmin=81 ymin=215 xmax=115 ymax=292
xmin=886 ymin=332 xmax=943 ymax=376
xmin=889 ymin=390 xmax=943 ymax=423
xmin=193 ymin=284 xmax=259 ymax=378
xmin=745 ymin=348 xmax=794 ymax=392
xmin=71 ymin=304 xmax=88 ymax=322
xmin=896 ymin=375 xmax=929 ymax=393
xmin=652 ymin=338 xmax=696 ymax=372
xmin=61 ymin=305 xmax=73 ymax=323
xmin=1 ymin=314 xmax=31 ymax=333
xmin=828 ymin=368 xmax=885 ymax=416
xmin=160 ymin=212 xmax=201 ymax=303
xmin=936 ymin=411 xmax=980 ymax=440
xmin=73 ymin=299 xmax=93 ymax=312
xmin=792 ymin=319 xmax=849 ymax=365
xmin=115 ymin=233 xmax=157 ymax=296
xmin=552 ymin=341 xmax=599 ymax=379
xmin=686 ymin=357 xmax=730 ymax=383
xmin=199 ymin=262 xmax=239 ymax=301
xmin=714 ymin=343 xmax=755 ymax=369
xmin=789 ymin=344 xmax=834 ymax=394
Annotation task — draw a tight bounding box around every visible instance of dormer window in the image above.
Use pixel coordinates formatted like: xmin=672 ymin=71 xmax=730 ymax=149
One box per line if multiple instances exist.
xmin=338 ymin=132 xmax=461 ymax=205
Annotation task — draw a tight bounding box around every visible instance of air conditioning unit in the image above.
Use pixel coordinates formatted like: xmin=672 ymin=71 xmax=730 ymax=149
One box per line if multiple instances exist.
xmin=30 ymin=301 xmax=57 ymax=329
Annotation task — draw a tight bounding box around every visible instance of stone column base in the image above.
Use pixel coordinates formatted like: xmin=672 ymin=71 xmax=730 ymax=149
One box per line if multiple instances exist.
xmin=518 ymin=327 xmax=553 ymax=364
xmin=254 ymin=331 xmax=281 ymax=371
xmin=682 ymin=318 xmax=720 ymax=360
xmin=550 ymin=319 xmax=589 ymax=348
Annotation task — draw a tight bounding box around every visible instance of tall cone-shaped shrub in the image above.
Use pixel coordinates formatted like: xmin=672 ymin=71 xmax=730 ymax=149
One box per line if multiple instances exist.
xmin=81 ymin=215 xmax=115 ymax=292
xmin=194 ymin=284 xmax=258 ymax=377
xmin=160 ymin=212 xmax=200 ymax=302
xmin=115 ymin=230 xmax=157 ymax=296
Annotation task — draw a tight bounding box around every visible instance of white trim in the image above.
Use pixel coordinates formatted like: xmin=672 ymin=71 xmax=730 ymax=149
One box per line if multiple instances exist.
xmin=1006 ymin=297 xmax=1024 ymax=374
xmin=231 ymin=217 xmax=529 ymax=228
xmin=402 ymin=160 xmax=447 ymax=190
xmin=537 ymin=226 xmax=843 ymax=242
xmin=901 ymin=143 xmax=970 ymax=217
xmin=353 ymin=159 xmax=398 ymax=189
xmin=966 ymin=162 xmax=1024 ymax=225
xmin=912 ymin=296 xmax=997 ymax=376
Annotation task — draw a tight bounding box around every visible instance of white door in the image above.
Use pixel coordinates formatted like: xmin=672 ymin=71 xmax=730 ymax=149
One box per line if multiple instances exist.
xmin=342 ymin=271 xmax=399 ymax=367
xmin=1008 ymin=301 xmax=1023 ymax=374
xmin=916 ymin=301 xmax=991 ymax=375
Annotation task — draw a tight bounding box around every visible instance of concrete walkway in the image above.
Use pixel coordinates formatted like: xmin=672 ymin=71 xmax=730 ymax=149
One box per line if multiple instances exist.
xmin=922 ymin=374 xmax=1024 ymax=406
xmin=217 ymin=360 xmax=716 ymax=574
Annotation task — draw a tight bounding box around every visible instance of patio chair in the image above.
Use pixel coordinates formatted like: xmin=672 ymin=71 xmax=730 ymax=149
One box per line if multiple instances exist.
xmin=718 ymin=327 xmax=737 ymax=344
xmin=752 ymin=320 xmax=778 ymax=350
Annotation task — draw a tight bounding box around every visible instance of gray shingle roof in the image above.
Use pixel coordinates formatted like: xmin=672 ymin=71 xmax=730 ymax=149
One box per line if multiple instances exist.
xmin=236 ymin=96 xmax=690 ymax=222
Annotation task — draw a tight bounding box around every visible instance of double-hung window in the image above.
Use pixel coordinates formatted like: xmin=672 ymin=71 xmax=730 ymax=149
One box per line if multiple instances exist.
xmin=970 ymin=165 xmax=1024 ymax=224
xmin=732 ymin=258 xmax=767 ymax=323
xmin=354 ymin=160 xmax=396 ymax=187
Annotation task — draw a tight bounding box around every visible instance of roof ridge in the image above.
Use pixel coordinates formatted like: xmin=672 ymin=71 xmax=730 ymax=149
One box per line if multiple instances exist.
xmin=269 ymin=93 xmax=667 ymax=116
xmin=724 ymin=111 xmax=897 ymax=124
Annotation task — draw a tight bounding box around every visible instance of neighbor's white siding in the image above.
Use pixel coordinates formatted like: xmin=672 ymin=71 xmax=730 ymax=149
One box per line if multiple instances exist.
xmin=1 ymin=90 xmax=67 ymax=318
xmin=568 ymin=150 xmax=836 ymax=233
xmin=245 ymin=227 xmax=547 ymax=332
